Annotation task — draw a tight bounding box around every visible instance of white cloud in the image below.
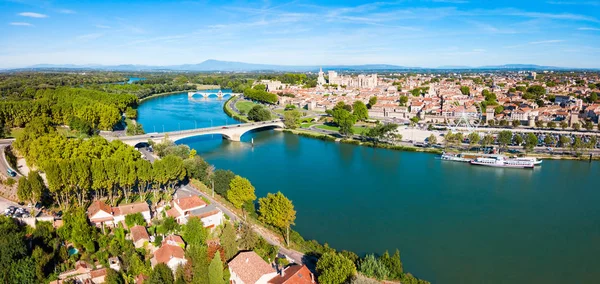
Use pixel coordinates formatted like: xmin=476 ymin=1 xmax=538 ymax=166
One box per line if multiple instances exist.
xmin=529 ymin=39 xmax=565 ymax=44
xmin=95 ymin=25 xmax=111 ymax=29
xmin=578 ymin=27 xmax=600 ymax=31
xmin=58 ymin=9 xmax=76 ymax=14
xmin=18 ymin=12 xmax=48 ymax=18
xmin=9 ymin=22 xmax=33 ymax=27
xmin=77 ymin=33 xmax=104 ymax=40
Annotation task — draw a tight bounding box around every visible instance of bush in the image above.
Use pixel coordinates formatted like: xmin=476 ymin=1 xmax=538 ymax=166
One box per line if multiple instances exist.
xmin=247 ymin=105 xmax=272 ymax=122
xmin=5 ymin=178 xmax=16 ymax=186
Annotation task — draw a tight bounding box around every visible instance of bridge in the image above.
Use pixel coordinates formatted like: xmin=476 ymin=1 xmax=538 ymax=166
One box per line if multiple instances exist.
xmin=105 ymin=120 xmax=285 ymax=146
xmin=188 ymin=90 xmax=241 ymax=98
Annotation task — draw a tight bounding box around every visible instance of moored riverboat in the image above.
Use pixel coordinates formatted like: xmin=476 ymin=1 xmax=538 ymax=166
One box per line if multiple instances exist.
xmin=470 ymin=157 xmax=535 ymax=169
xmin=513 ymin=157 xmax=543 ymax=166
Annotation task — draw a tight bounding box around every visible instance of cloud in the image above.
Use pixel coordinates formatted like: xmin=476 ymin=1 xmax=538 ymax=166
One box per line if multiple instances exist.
xmin=9 ymin=22 xmax=34 ymax=27
xmin=95 ymin=25 xmax=111 ymax=29
xmin=77 ymin=33 xmax=104 ymax=40
xmin=578 ymin=27 xmax=600 ymax=31
xmin=18 ymin=12 xmax=48 ymax=18
xmin=430 ymin=0 xmax=469 ymax=3
xmin=547 ymin=1 xmax=600 ymax=6
xmin=58 ymin=9 xmax=76 ymax=14
xmin=529 ymin=39 xmax=564 ymax=44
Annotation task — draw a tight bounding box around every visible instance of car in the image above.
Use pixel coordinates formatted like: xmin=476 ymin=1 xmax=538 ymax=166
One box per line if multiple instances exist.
xmin=222 ymin=126 xmax=227 ymax=129
xmin=6 ymin=169 xmax=16 ymax=177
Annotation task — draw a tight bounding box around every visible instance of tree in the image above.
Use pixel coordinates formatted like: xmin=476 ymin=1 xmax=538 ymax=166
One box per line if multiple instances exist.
xmin=494 ymin=105 xmax=504 ymax=115
xmin=227 ymin=176 xmax=256 ymax=209
xmin=427 ymin=134 xmax=437 ymax=145
xmin=560 ymin=121 xmax=568 ymax=130
xmin=147 ymin=263 xmax=174 ymax=284
xmin=559 ymin=135 xmax=571 ymax=147
xmin=512 ymin=120 xmax=520 ymax=128
xmin=359 ymin=254 xmax=389 ymax=280
xmin=17 ymin=177 xmax=32 ymax=204
xmin=524 ymin=133 xmax=538 ymax=152
xmin=330 ymin=108 xmax=357 ymax=137
xmin=467 ymin=132 xmax=480 ymax=146
xmin=526 ymin=85 xmax=546 ymax=98
xmin=220 ymin=222 xmax=238 ymax=261
xmin=183 ymin=217 xmax=209 ymax=248
xmin=497 ymin=130 xmax=513 ymax=151
xmin=380 ymin=250 xmax=403 ymax=279
xmin=316 ymin=252 xmax=356 ymax=284
xmin=513 ymin=134 xmax=524 ymax=146
xmin=213 ymin=169 xmax=235 ymax=196
xmin=535 ymin=120 xmax=544 ymax=128
xmin=547 ymin=121 xmax=556 ymax=129
xmin=258 ymin=191 xmax=296 ymax=245
xmin=367 ymin=96 xmax=377 ymax=109
xmin=105 ymin=268 xmax=124 ymax=284
xmin=125 ymin=213 xmax=147 ymax=227
xmin=544 ymin=135 xmax=556 ymax=146
xmin=460 ymin=86 xmax=470 ymax=96
xmin=584 ymin=121 xmax=594 ymax=131
xmin=283 ymin=110 xmax=302 ymax=129
xmin=247 ymin=105 xmax=272 ymax=122
xmin=481 ymin=134 xmax=495 ymax=147
xmin=365 ymin=123 xmax=398 ymax=143
xmin=208 ymin=253 xmax=225 ymax=284
xmin=0 ymin=216 xmax=27 ymax=283
xmin=352 ymin=101 xmax=369 ymax=121
xmin=573 ymin=122 xmax=581 ymax=131
xmin=399 ymin=96 xmax=408 ymax=106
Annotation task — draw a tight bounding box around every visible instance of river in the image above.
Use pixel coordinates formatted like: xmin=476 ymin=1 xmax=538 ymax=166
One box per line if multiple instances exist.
xmin=138 ymin=92 xmax=600 ymax=284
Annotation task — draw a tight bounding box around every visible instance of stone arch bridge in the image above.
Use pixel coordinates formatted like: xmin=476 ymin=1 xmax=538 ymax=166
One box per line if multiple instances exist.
xmin=105 ymin=120 xmax=285 ymax=146
xmin=188 ymin=90 xmax=242 ymax=98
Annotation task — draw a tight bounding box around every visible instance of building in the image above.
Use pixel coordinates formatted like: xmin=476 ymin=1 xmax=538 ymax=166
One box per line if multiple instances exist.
xmin=112 ymin=202 xmax=152 ymax=226
xmin=167 ymin=196 xmax=223 ymax=228
xmin=328 ymin=70 xmax=378 ymax=89
xmin=130 ymin=225 xmax=150 ymax=248
xmin=228 ymin=251 xmax=278 ymax=284
xmin=317 ymin=68 xmax=326 ymax=86
xmin=87 ymin=200 xmax=151 ymax=228
xmin=87 ymin=201 xmax=114 ymax=227
xmin=151 ymin=236 xmax=187 ymax=272
xmin=268 ymin=265 xmax=315 ymax=284
xmin=51 ymin=261 xmax=109 ymax=284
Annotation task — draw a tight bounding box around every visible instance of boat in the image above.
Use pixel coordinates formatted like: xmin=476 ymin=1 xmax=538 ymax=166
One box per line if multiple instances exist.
xmin=440 ymin=152 xmax=471 ymax=163
xmin=470 ymin=156 xmax=535 ymax=169
xmin=512 ymin=157 xmax=542 ymax=166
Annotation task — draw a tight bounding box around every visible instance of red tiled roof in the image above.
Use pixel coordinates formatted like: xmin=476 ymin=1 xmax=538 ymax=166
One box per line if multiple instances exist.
xmin=269 ymin=265 xmax=314 ymax=284
xmin=88 ymin=200 xmax=112 ymax=219
xmin=113 ymin=202 xmax=149 ymax=216
xmin=90 ymin=268 xmax=107 ymax=278
xmin=166 ymin=207 xmax=182 ymax=218
xmin=130 ymin=225 xmax=149 ymax=243
xmin=174 ymin=196 xmax=206 ymax=211
xmin=163 ymin=235 xmax=185 ymax=246
xmin=228 ymin=251 xmax=275 ymax=284
xmin=153 ymin=244 xmax=185 ymax=264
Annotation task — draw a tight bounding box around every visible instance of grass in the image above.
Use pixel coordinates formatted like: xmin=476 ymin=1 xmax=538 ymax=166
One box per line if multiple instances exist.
xmin=300 ymin=122 xmax=315 ymax=128
xmin=235 ymin=100 xmax=258 ymax=114
xmin=315 ymin=124 xmax=371 ymax=134
xmin=57 ymin=126 xmax=88 ymax=139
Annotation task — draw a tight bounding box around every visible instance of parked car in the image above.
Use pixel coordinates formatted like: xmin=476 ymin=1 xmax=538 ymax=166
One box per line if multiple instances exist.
xmin=6 ymin=169 xmax=16 ymax=177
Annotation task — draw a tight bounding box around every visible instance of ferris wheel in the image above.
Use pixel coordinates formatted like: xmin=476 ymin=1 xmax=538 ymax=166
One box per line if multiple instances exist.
xmin=446 ymin=104 xmax=483 ymax=133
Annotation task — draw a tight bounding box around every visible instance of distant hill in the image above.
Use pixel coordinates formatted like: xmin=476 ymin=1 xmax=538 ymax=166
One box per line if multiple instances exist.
xmin=6 ymin=60 xmax=591 ymax=72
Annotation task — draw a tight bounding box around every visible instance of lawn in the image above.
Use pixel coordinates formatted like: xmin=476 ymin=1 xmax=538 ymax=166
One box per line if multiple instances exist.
xmin=300 ymin=122 xmax=315 ymax=128
xmin=235 ymin=100 xmax=258 ymax=114
xmin=315 ymin=124 xmax=371 ymax=134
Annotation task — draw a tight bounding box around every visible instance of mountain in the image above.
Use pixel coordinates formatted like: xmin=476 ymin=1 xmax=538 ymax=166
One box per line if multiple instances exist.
xmin=7 ymin=60 xmax=589 ymax=72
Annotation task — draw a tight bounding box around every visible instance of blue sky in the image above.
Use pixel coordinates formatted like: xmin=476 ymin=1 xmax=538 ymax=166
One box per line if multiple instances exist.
xmin=1 ymin=0 xmax=599 ymax=68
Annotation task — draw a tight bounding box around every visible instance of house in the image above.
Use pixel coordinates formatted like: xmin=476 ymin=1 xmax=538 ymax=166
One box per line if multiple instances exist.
xmin=109 ymin=256 xmax=121 ymax=271
xmin=229 ymin=251 xmax=278 ymax=284
xmin=167 ymin=196 xmax=223 ymax=228
xmin=112 ymin=202 xmax=151 ymax=226
xmin=51 ymin=261 xmax=109 ymax=284
xmin=87 ymin=200 xmax=151 ymax=228
xmin=130 ymin=225 xmax=150 ymax=248
xmin=88 ymin=200 xmax=114 ymax=227
xmin=163 ymin=235 xmax=185 ymax=247
xmin=268 ymin=265 xmax=315 ymax=284
xmin=151 ymin=237 xmax=187 ymax=272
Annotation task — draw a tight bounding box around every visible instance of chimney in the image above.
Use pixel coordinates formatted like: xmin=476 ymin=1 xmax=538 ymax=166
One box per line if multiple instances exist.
xmin=245 ymin=258 xmax=248 ymax=263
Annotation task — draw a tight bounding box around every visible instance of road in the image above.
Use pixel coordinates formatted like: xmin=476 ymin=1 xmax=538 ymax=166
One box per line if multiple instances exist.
xmin=176 ymin=184 xmax=307 ymax=265
xmin=0 ymin=141 xmax=21 ymax=180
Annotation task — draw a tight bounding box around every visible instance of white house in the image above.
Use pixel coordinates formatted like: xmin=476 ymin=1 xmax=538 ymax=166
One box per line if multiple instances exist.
xmin=151 ymin=238 xmax=187 ymax=272
xmin=167 ymin=196 xmax=223 ymax=228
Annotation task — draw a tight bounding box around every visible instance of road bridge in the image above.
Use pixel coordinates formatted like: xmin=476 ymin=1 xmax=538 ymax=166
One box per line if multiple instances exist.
xmin=104 ymin=120 xmax=285 ymax=146
xmin=188 ymin=90 xmax=241 ymax=98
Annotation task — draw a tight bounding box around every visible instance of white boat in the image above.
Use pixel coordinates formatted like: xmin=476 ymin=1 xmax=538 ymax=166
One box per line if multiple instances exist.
xmin=513 ymin=157 xmax=542 ymax=166
xmin=470 ymin=157 xmax=535 ymax=169
xmin=440 ymin=152 xmax=471 ymax=162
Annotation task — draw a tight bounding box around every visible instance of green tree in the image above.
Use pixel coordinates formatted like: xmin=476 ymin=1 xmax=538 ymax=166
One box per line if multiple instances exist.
xmin=247 ymin=105 xmax=272 ymax=122
xmin=105 ymin=268 xmax=124 ymax=284
xmin=227 ymin=176 xmax=257 ymax=209
xmin=359 ymin=254 xmax=389 ymax=280
xmin=220 ymin=222 xmax=238 ymax=261
xmin=258 ymin=191 xmax=296 ymax=245
xmin=399 ymin=96 xmax=408 ymax=106
xmin=560 ymin=121 xmax=568 ymax=130
xmin=481 ymin=134 xmax=495 ymax=147
xmin=208 ymin=253 xmax=225 ymax=284
xmin=125 ymin=213 xmax=147 ymax=228
xmin=559 ymin=135 xmax=571 ymax=147
xmin=316 ymin=252 xmax=356 ymax=284
xmin=283 ymin=110 xmax=302 ymax=129
xmin=352 ymin=101 xmax=369 ymax=121
xmin=330 ymin=108 xmax=357 ymax=137
xmin=513 ymin=134 xmax=524 ymax=146
xmin=147 ymin=263 xmax=174 ymax=284
xmin=584 ymin=121 xmax=594 ymax=131
xmin=547 ymin=121 xmax=556 ymax=129
xmin=544 ymin=135 xmax=556 ymax=146
xmin=367 ymin=96 xmax=377 ymax=108
xmin=380 ymin=250 xmax=403 ymax=279
xmin=573 ymin=122 xmax=581 ymax=131
xmin=17 ymin=176 xmax=31 ymax=204
xmin=526 ymin=85 xmax=546 ymax=98
xmin=468 ymin=132 xmax=480 ymax=146
xmin=183 ymin=217 xmax=209 ymax=248
xmin=497 ymin=130 xmax=513 ymax=151
xmin=460 ymin=86 xmax=470 ymax=95
xmin=0 ymin=216 xmax=27 ymax=283
xmin=213 ymin=169 xmax=235 ymax=196
xmin=512 ymin=120 xmax=520 ymax=128
xmin=427 ymin=134 xmax=437 ymax=145
xmin=524 ymin=133 xmax=538 ymax=152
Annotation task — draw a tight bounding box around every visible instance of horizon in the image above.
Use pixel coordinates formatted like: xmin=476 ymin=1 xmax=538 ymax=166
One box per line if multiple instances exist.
xmin=1 ymin=0 xmax=600 ymax=69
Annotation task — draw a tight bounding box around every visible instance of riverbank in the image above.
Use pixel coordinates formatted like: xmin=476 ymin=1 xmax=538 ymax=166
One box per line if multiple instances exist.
xmin=223 ymin=96 xmax=250 ymax=123
xmin=138 ymin=85 xmax=220 ymax=103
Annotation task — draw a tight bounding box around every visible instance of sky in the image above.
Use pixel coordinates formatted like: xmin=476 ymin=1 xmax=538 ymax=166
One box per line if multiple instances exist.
xmin=0 ymin=0 xmax=599 ymax=69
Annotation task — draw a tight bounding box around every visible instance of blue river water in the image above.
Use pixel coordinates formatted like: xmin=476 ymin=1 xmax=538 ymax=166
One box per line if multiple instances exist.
xmin=138 ymin=93 xmax=600 ymax=284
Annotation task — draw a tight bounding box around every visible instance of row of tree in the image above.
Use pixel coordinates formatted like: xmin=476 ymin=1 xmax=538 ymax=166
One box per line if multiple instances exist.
xmin=243 ymin=85 xmax=279 ymax=104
